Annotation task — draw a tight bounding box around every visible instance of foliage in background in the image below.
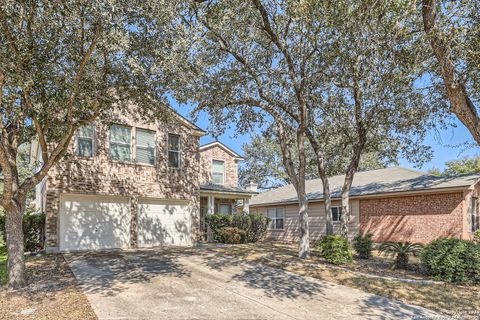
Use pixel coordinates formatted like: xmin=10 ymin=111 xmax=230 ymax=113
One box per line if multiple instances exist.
xmin=239 ymin=134 xmax=392 ymax=190
xmin=428 ymin=155 xmax=480 ymax=176
xmin=378 ymin=242 xmax=423 ymax=270
xmin=0 ymin=244 xmax=6 ymax=286
xmin=352 ymin=233 xmax=374 ymax=259
xmin=205 ymin=213 xmax=270 ymax=243
xmin=0 ymin=208 xmax=45 ymax=252
xmin=314 ymin=235 xmax=353 ymax=265
xmin=421 ymin=238 xmax=480 ymax=283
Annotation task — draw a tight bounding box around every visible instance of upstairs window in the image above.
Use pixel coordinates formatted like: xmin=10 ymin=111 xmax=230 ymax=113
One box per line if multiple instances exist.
xmin=212 ymin=160 xmax=225 ymax=185
xmin=76 ymin=124 xmax=94 ymax=157
xmin=332 ymin=206 xmax=342 ymax=222
xmin=168 ymin=134 xmax=181 ymax=168
xmin=267 ymin=208 xmax=284 ymax=230
xmin=109 ymin=124 xmax=131 ymax=161
xmin=136 ymin=129 xmax=155 ymax=165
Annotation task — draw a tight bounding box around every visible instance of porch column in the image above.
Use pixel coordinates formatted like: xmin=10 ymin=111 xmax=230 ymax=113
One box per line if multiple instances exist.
xmin=243 ymin=198 xmax=250 ymax=215
xmin=207 ymin=195 xmax=215 ymax=215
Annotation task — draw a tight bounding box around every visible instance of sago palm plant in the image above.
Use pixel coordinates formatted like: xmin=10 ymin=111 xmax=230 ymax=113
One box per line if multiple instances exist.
xmin=378 ymin=242 xmax=423 ymax=270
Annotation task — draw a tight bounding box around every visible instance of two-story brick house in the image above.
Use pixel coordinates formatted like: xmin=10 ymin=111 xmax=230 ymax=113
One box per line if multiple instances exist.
xmin=34 ymin=107 xmax=256 ymax=252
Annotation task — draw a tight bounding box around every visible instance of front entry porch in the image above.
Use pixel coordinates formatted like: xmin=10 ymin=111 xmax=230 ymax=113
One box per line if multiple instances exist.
xmin=199 ymin=184 xmax=257 ymax=241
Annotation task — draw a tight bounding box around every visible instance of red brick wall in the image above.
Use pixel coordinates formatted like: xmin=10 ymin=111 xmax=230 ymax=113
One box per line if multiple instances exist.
xmin=359 ymin=192 xmax=465 ymax=244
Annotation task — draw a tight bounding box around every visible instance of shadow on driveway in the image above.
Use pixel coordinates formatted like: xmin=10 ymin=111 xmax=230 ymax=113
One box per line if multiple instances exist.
xmin=65 ymin=249 xmax=191 ymax=297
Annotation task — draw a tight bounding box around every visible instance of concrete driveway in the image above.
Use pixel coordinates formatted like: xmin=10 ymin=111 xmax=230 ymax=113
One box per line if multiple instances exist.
xmin=65 ymin=247 xmax=442 ymax=320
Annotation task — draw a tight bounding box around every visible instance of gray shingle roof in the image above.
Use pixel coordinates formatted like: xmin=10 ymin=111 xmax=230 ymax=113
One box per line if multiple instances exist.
xmin=200 ymin=183 xmax=257 ymax=195
xmin=250 ymin=166 xmax=480 ymax=206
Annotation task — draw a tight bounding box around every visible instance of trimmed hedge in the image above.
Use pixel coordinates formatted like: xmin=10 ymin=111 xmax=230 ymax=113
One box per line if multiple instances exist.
xmin=421 ymin=238 xmax=480 ymax=283
xmin=352 ymin=233 xmax=373 ymax=259
xmin=206 ymin=213 xmax=270 ymax=244
xmin=315 ymin=235 xmax=353 ymax=265
xmin=0 ymin=207 xmax=45 ymax=252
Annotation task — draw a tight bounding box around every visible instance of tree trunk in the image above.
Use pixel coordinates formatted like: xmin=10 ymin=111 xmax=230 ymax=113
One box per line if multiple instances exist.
xmin=340 ymin=184 xmax=351 ymax=239
xmin=298 ymin=192 xmax=310 ymax=259
xmin=422 ymin=0 xmax=480 ymax=145
xmin=306 ymin=132 xmax=334 ymax=236
xmin=5 ymin=199 xmax=26 ymax=289
xmin=321 ymin=173 xmax=333 ymax=236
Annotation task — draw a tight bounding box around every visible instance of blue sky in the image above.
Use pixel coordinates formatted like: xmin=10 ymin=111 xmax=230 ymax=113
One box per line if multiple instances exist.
xmin=173 ymin=102 xmax=480 ymax=172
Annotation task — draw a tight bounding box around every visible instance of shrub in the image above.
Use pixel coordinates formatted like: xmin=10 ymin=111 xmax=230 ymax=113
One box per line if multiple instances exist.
xmin=315 ymin=235 xmax=353 ymax=265
xmin=378 ymin=242 xmax=422 ymax=270
xmin=217 ymin=227 xmax=246 ymax=244
xmin=352 ymin=233 xmax=374 ymax=259
xmin=421 ymin=238 xmax=480 ymax=283
xmin=205 ymin=213 xmax=269 ymax=244
xmin=474 ymin=229 xmax=480 ymax=243
xmin=0 ymin=207 xmax=45 ymax=252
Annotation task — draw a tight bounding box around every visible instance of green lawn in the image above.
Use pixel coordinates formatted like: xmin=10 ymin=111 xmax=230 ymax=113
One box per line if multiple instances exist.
xmin=0 ymin=237 xmax=6 ymax=286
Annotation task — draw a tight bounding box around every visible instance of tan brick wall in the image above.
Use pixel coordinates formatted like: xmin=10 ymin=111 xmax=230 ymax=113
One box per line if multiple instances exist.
xmin=253 ymin=200 xmax=360 ymax=242
xmin=199 ymin=145 xmax=239 ymax=187
xmin=44 ymin=109 xmax=202 ymax=251
xmin=359 ymin=192 xmax=465 ymax=244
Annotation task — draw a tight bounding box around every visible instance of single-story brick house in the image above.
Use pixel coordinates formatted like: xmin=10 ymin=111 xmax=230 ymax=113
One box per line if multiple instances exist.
xmin=249 ymin=167 xmax=480 ymax=244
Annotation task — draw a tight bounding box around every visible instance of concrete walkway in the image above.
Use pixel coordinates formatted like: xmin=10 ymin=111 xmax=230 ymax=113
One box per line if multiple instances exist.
xmin=65 ymin=247 xmax=444 ymax=320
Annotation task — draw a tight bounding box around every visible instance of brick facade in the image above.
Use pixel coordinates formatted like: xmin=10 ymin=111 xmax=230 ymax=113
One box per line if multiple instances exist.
xmin=359 ymin=192 xmax=465 ymax=243
xmin=199 ymin=145 xmax=239 ymax=187
xmin=43 ymin=108 xmax=203 ymax=252
xmin=253 ymin=183 xmax=480 ymax=244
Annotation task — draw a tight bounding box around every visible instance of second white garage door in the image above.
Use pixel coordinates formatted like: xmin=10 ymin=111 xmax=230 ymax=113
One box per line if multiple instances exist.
xmin=137 ymin=199 xmax=192 ymax=247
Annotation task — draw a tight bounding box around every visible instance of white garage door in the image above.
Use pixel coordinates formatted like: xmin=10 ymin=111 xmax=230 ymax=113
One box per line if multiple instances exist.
xmin=59 ymin=195 xmax=131 ymax=251
xmin=137 ymin=199 xmax=192 ymax=247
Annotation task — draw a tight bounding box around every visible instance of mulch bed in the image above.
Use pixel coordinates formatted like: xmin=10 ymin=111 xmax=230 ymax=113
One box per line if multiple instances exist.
xmin=0 ymin=254 xmax=96 ymax=320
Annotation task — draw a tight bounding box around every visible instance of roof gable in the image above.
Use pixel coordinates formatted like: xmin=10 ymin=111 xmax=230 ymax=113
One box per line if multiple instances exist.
xmin=199 ymin=141 xmax=244 ymax=160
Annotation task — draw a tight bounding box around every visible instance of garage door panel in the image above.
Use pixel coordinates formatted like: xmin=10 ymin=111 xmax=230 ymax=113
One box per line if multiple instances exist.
xmin=60 ymin=195 xmax=131 ymax=251
xmin=137 ymin=201 xmax=192 ymax=247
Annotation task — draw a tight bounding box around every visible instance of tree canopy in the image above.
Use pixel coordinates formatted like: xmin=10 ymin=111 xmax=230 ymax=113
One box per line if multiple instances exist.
xmin=0 ymin=0 xmax=184 ymax=288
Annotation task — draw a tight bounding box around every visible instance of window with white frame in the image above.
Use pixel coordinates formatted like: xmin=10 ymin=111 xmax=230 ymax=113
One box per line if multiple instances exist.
xmin=109 ymin=124 xmax=132 ymax=161
xmin=168 ymin=134 xmax=181 ymax=168
xmin=136 ymin=129 xmax=155 ymax=165
xmin=267 ymin=207 xmax=284 ymax=229
xmin=212 ymin=160 xmax=225 ymax=185
xmin=331 ymin=206 xmax=342 ymax=222
xmin=76 ymin=124 xmax=94 ymax=157
xmin=218 ymin=204 xmax=232 ymax=215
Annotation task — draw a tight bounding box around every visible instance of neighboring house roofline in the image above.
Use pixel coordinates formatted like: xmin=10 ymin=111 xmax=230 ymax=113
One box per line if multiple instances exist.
xmin=250 ymin=166 xmax=480 ymax=207
xmin=250 ymin=184 xmax=474 ymax=208
xmin=199 ymin=141 xmax=244 ymax=160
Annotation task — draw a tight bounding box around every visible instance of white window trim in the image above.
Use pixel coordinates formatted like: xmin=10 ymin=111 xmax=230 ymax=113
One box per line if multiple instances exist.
xmin=135 ymin=127 xmax=156 ymax=166
xmin=212 ymin=159 xmax=225 ymax=185
xmin=267 ymin=207 xmax=285 ymax=230
xmin=109 ymin=124 xmax=133 ymax=162
xmin=167 ymin=133 xmax=181 ymax=169
xmin=76 ymin=124 xmax=95 ymax=158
